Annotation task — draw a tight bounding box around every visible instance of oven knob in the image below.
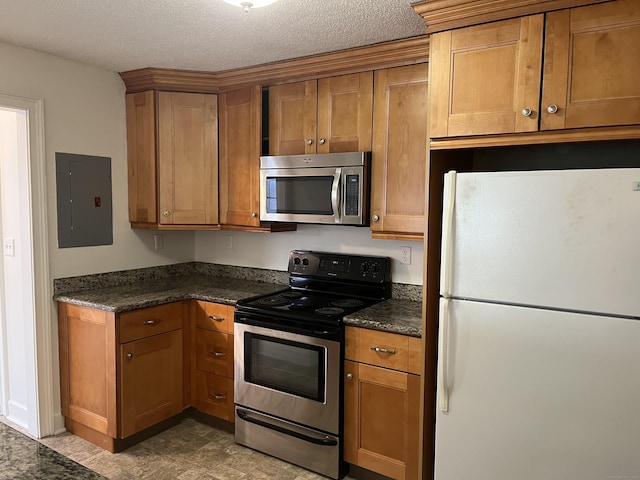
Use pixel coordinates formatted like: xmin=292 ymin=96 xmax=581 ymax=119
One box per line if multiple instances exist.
xmin=302 ymin=258 xmax=309 ymax=266
xmin=360 ymin=262 xmax=369 ymax=273
xmin=294 ymin=257 xmax=301 ymax=265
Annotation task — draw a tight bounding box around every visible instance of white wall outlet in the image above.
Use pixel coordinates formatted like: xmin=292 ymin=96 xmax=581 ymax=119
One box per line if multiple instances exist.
xmin=153 ymin=234 xmax=164 ymax=250
xmin=3 ymin=237 xmax=15 ymax=257
xmin=400 ymin=246 xmax=411 ymax=265
xmin=226 ymin=235 xmax=233 ymax=249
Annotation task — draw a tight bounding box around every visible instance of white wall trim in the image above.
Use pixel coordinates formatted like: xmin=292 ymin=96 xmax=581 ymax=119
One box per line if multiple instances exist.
xmin=0 ymin=93 xmax=53 ymax=438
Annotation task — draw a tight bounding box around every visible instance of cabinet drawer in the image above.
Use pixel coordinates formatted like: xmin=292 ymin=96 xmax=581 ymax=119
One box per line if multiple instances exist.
xmin=196 ymin=329 xmax=233 ymax=378
xmin=119 ymin=302 xmax=183 ymax=343
xmin=345 ymin=327 xmax=422 ymax=375
xmin=194 ymin=371 xmax=234 ymax=422
xmin=193 ymin=301 xmax=234 ymax=334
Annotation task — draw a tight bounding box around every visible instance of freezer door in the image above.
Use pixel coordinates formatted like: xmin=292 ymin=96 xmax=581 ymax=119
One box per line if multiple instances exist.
xmin=441 ymin=168 xmax=640 ymax=317
xmin=435 ymin=299 xmax=640 ymax=480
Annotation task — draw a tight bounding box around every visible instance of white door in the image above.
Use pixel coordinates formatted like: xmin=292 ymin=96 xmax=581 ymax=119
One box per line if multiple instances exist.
xmin=436 ymin=299 xmax=640 ymax=480
xmin=440 ymin=168 xmax=640 ymax=317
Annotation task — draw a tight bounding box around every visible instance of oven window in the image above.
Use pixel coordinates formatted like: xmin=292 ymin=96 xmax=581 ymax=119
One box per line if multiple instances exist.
xmin=244 ymin=333 xmax=325 ymax=402
xmin=265 ymin=176 xmax=334 ymax=215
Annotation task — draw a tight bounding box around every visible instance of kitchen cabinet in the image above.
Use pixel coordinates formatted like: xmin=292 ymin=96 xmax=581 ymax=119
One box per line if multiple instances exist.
xmin=370 ymin=64 xmax=429 ymax=239
xmin=126 ymin=90 xmax=219 ymax=228
xmin=268 ymin=73 xmax=373 ymax=155
xmin=191 ymin=301 xmax=235 ymax=422
xmin=344 ymin=326 xmax=422 ymax=480
xmin=429 ymin=0 xmax=640 ymax=138
xmin=58 ymin=301 xmax=186 ymax=451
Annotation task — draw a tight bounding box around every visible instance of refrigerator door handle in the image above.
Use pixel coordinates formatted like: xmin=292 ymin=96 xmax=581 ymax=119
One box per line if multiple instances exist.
xmin=438 ymin=298 xmax=450 ymax=412
xmin=440 ymin=171 xmax=457 ymax=297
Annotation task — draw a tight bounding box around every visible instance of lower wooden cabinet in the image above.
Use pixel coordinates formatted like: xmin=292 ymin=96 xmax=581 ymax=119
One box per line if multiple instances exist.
xmin=191 ymin=301 xmax=236 ymax=422
xmin=344 ymin=327 xmax=422 ymax=480
xmin=58 ymin=301 xmax=187 ymax=451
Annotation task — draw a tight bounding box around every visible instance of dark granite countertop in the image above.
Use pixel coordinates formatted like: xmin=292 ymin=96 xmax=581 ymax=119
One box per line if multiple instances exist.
xmin=343 ymin=298 xmax=422 ymax=337
xmin=53 ymin=274 xmax=287 ymax=313
xmin=53 ymin=263 xmax=422 ymax=337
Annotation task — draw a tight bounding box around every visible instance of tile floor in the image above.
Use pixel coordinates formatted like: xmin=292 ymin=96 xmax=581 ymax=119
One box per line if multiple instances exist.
xmin=2 ymin=417 xmax=389 ymax=480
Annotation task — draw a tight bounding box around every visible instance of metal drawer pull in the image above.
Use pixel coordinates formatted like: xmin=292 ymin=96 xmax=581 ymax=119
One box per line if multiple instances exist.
xmin=209 ymin=393 xmax=226 ymax=400
xmin=210 ymin=351 xmax=226 ymax=357
xmin=208 ymin=315 xmax=225 ymax=322
xmin=126 ymin=353 xmax=133 ymax=359
xmin=370 ymin=346 xmax=396 ymax=355
xmin=144 ymin=319 xmax=160 ymax=325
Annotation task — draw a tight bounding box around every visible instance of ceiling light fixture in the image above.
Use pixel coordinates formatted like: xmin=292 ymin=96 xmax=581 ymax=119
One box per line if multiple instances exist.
xmin=223 ymin=0 xmax=279 ymax=13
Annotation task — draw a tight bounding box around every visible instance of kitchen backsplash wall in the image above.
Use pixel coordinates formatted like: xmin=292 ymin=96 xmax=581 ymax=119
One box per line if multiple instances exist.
xmin=194 ymin=224 xmax=424 ymax=285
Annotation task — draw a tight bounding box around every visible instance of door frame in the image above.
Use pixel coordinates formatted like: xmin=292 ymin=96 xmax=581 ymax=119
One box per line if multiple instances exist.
xmin=0 ymin=93 xmax=54 ymax=438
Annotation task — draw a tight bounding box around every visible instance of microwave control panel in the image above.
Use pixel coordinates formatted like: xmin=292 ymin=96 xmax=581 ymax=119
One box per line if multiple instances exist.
xmin=344 ymin=174 xmax=360 ymax=216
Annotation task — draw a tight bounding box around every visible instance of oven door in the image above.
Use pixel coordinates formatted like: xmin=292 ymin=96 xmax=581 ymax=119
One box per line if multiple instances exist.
xmin=234 ymin=322 xmax=341 ymax=434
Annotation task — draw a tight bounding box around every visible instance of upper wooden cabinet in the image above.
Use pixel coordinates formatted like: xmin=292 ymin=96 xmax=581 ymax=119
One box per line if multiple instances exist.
xmin=429 ymin=0 xmax=640 ymax=138
xmin=126 ymin=91 xmax=219 ymax=228
xmin=370 ymin=64 xmax=429 ymax=240
xmin=268 ymin=73 xmax=373 ymax=155
xmin=218 ymin=86 xmax=261 ymax=228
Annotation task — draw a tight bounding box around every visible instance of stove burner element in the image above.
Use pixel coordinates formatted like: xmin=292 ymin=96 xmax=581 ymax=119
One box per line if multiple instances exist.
xmin=331 ymin=298 xmax=365 ymax=309
xmin=315 ymin=307 xmax=345 ymax=316
xmin=256 ymin=296 xmax=289 ymax=307
xmin=281 ymin=291 xmax=303 ymax=299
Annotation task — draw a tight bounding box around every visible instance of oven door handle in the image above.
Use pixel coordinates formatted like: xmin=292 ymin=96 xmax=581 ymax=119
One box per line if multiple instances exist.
xmin=236 ymin=409 xmax=338 ymax=446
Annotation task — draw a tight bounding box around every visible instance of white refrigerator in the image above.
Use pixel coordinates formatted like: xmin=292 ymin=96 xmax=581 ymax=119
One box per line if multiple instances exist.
xmin=436 ymin=168 xmax=640 ymax=480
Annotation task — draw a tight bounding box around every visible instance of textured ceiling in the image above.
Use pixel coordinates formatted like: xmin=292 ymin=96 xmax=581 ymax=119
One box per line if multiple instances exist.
xmin=0 ymin=0 xmax=427 ymax=74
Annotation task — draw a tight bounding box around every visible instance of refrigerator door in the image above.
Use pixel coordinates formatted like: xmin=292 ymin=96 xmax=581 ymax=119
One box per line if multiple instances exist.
xmin=441 ymin=168 xmax=640 ymax=317
xmin=435 ymin=299 xmax=640 ymax=480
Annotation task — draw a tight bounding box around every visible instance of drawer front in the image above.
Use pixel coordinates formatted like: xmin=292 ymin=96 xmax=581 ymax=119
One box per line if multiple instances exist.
xmin=345 ymin=326 xmax=422 ymax=374
xmin=196 ymin=329 xmax=234 ymax=378
xmin=194 ymin=301 xmax=234 ymax=334
xmin=119 ymin=302 xmax=183 ymax=343
xmin=194 ymin=371 xmax=234 ymax=422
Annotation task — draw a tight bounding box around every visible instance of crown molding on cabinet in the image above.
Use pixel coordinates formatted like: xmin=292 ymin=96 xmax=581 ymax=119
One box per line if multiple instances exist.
xmin=411 ymin=0 xmax=611 ymax=33
xmin=120 ymin=36 xmax=429 ymax=94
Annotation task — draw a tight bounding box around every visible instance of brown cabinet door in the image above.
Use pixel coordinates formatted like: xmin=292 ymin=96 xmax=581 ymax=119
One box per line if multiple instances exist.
xmin=120 ymin=329 xmax=183 ymax=438
xmin=219 ymin=86 xmax=262 ymax=227
xmin=126 ymin=91 xmax=157 ymax=224
xmin=541 ymin=0 xmax=640 ymax=130
xmin=158 ymin=92 xmax=219 ymax=225
xmin=344 ymin=361 xmax=420 ymax=480
xmin=194 ymin=371 xmax=235 ymax=422
xmin=269 ymin=81 xmax=317 ymax=155
xmin=317 ymin=72 xmax=373 ymax=153
xmin=195 ymin=329 xmax=234 ymax=378
xmin=371 ymin=64 xmax=428 ymax=237
xmin=429 ymin=15 xmax=544 ymax=137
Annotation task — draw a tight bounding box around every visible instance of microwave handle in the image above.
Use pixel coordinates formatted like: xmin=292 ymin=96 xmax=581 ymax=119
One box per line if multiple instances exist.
xmin=331 ymin=168 xmax=341 ymax=219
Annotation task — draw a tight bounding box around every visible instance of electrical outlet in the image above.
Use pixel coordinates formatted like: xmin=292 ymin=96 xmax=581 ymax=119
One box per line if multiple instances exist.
xmin=400 ymin=246 xmax=411 ymax=265
xmin=153 ymin=234 xmax=164 ymax=250
xmin=3 ymin=237 xmax=15 ymax=257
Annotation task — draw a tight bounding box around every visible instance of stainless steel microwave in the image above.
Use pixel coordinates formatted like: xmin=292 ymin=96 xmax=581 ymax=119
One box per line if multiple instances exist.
xmin=259 ymin=152 xmax=370 ymax=226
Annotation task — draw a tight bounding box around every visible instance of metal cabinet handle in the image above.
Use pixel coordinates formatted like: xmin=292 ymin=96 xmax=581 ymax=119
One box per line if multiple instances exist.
xmin=319 ymin=138 xmax=326 ymax=145
xmin=547 ymin=104 xmax=558 ymax=114
xmin=144 ymin=319 xmax=160 ymax=325
xmin=306 ymin=139 xmax=313 ymax=145
xmin=372 ymin=214 xmax=380 ymax=222
xmin=251 ymin=212 xmax=258 ymax=218
xmin=370 ymin=346 xmax=396 ymax=355
xmin=521 ymin=107 xmax=532 ymax=117
xmin=208 ymin=315 xmax=225 ymax=322
xmin=209 ymin=393 xmax=227 ymax=400
xmin=126 ymin=353 xmax=133 ymax=359
xmin=346 ymin=373 xmax=353 ymax=380
xmin=210 ymin=351 xmax=226 ymax=357
xmin=163 ymin=210 xmax=170 ymax=217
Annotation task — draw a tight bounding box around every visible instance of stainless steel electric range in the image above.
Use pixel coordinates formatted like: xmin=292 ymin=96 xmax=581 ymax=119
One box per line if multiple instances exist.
xmin=234 ymin=250 xmax=391 ymax=479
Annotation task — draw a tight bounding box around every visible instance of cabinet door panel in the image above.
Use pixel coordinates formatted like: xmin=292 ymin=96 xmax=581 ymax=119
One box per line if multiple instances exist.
xmin=430 ymin=16 xmax=544 ymax=137
xmin=194 ymin=371 xmax=235 ymax=422
xmin=158 ymin=92 xmax=218 ymax=225
xmin=119 ymin=302 xmax=183 ymax=343
xmin=317 ymin=72 xmax=373 ymax=153
xmin=371 ymin=64 xmax=428 ymax=236
xmin=542 ymin=0 xmax=640 ymax=130
xmin=126 ymin=91 xmax=157 ymax=224
xmin=269 ymin=81 xmax=317 ymax=155
xmin=219 ymin=86 xmax=262 ymax=226
xmin=120 ymin=329 xmax=183 ymax=438
xmin=195 ymin=329 xmax=234 ymax=377
xmin=344 ymin=361 xmax=420 ymax=480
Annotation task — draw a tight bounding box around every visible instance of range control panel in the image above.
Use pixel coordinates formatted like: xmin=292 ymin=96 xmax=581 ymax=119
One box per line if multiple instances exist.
xmin=288 ymin=250 xmax=390 ymax=283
